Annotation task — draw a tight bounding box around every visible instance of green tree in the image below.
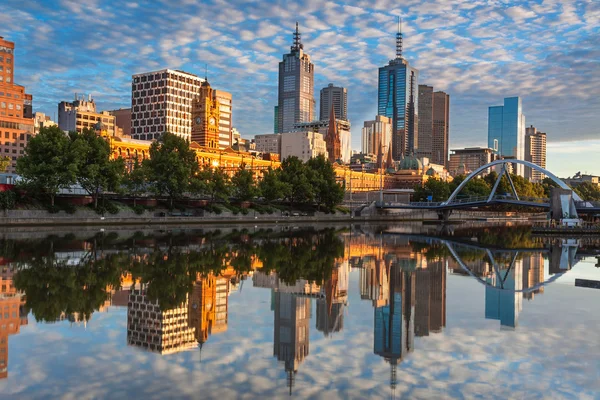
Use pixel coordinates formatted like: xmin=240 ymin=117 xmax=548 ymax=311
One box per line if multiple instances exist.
xmin=450 ymin=175 xmax=491 ymax=198
xmin=0 ymin=190 xmax=16 ymax=212
xmin=231 ymin=163 xmax=258 ymax=201
xmin=144 ymin=132 xmax=200 ymax=208
xmin=259 ymin=167 xmax=287 ymax=203
xmin=279 ymin=156 xmax=313 ymax=205
xmin=16 ymin=126 xmax=78 ymax=207
xmin=306 ymin=155 xmax=344 ymax=210
xmin=71 ymin=129 xmax=126 ymax=209
xmin=573 ymin=182 xmax=600 ymax=201
xmin=0 ymin=155 xmax=10 ymax=172
xmin=413 ymin=177 xmax=451 ymax=202
xmin=541 ymin=177 xmax=559 ymax=198
xmin=123 ymin=159 xmax=147 ymax=206
xmin=206 ymin=166 xmax=232 ymax=203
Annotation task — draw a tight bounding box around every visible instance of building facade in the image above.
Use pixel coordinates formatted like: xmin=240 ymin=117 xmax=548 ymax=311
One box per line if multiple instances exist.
xmin=58 ymin=95 xmax=116 ymax=135
xmin=362 ymin=115 xmax=393 ymax=157
xmin=107 ymin=108 xmax=131 ymax=137
xmin=488 ymin=97 xmax=525 ymax=176
xmin=191 ymin=80 xmax=220 ymax=148
xmin=319 ymin=83 xmax=347 ymax=121
xmin=281 ymin=131 xmax=327 ymax=162
xmin=0 ymin=36 xmax=34 ymax=173
xmin=131 ymin=69 xmax=204 ymax=141
xmin=33 ymin=112 xmax=57 ymax=133
xmin=524 ymin=125 xmax=546 ymax=182
xmin=293 ymin=120 xmax=351 ymax=163
xmin=417 ymin=85 xmax=449 ymax=168
xmin=448 ymin=147 xmax=495 ymax=176
xmin=214 ymin=90 xmax=232 ymax=148
xmin=276 ymin=23 xmax=315 ymax=134
xmin=378 ymin=27 xmax=418 ymax=161
xmin=254 ymin=133 xmax=282 ymax=155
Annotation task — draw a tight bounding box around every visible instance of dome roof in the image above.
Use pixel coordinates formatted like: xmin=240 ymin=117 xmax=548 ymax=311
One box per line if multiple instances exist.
xmin=426 ymin=167 xmax=436 ymax=176
xmin=399 ymin=155 xmax=423 ymax=170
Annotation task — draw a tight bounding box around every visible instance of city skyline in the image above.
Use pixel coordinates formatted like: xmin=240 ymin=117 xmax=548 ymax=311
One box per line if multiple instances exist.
xmin=1 ymin=1 xmax=599 ymax=177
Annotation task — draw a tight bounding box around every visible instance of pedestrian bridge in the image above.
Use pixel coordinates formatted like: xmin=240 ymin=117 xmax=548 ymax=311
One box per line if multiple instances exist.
xmin=378 ymin=159 xmax=600 ymax=214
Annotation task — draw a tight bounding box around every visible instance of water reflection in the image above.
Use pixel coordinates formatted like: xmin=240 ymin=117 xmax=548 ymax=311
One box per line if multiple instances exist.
xmin=0 ymin=226 xmax=599 ymax=396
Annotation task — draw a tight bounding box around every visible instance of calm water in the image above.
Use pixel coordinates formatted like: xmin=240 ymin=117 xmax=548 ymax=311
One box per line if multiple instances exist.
xmin=0 ymin=224 xmax=599 ymax=399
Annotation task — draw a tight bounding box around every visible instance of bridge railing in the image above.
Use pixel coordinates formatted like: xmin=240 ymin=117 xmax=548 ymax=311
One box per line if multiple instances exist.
xmin=575 ymin=200 xmax=600 ymax=208
xmin=404 ymin=195 xmax=550 ymax=208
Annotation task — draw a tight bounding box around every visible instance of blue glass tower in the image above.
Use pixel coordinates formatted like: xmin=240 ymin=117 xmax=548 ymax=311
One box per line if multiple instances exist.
xmin=488 ymin=97 xmax=525 ymax=176
xmin=377 ymin=20 xmax=419 ymax=161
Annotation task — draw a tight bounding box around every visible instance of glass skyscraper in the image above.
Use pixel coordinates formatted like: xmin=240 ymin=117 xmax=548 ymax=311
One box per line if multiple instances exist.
xmin=377 ymin=25 xmax=418 ymax=161
xmin=487 ymin=97 xmax=525 ymax=176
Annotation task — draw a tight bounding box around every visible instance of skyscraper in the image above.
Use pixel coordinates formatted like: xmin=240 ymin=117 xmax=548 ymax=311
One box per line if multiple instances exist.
xmin=319 ymin=84 xmax=347 ymax=121
xmin=131 ymin=69 xmax=204 ymax=141
xmin=417 ymin=85 xmax=450 ymax=167
xmin=362 ymin=115 xmax=393 ymax=156
xmin=276 ymin=23 xmax=315 ymax=134
xmin=487 ymin=97 xmax=525 ymax=176
xmin=377 ymin=20 xmax=418 ymax=160
xmin=0 ymin=36 xmax=34 ymax=173
xmin=525 ymin=125 xmax=547 ymax=182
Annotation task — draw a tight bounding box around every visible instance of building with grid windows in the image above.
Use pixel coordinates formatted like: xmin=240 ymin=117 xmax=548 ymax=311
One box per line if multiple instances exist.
xmin=131 ymin=69 xmax=204 ymax=141
xmin=319 ymin=84 xmax=347 ymax=122
xmin=488 ymin=97 xmax=525 ymax=177
xmin=417 ymin=85 xmax=449 ymax=168
xmin=524 ymin=125 xmax=546 ymax=182
xmin=276 ymin=23 xmax=315 ymax=134
xmin=0 ymin=36 xmax=34 ymax=173
xmin=58 ymin=95 xmax=116 ymax=136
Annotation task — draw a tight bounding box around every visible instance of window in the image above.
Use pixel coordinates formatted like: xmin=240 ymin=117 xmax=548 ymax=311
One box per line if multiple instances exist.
xmin=8 ymin=104 xmax=12 ymax=110
xmin=6 ymin=58 xmax=11 ymax=64
xmin=5 ymin=78 xmax=9 ymax=83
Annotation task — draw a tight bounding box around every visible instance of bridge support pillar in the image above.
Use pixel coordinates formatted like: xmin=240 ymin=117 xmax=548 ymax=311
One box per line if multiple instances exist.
xmin=437 ymin=209 xmax=452 ymax=221
xmin=549 ymin=188 xmax=578 ymax=222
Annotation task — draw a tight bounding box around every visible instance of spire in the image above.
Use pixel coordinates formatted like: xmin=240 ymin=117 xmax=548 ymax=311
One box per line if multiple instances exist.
xmin=291 ymin=21 xmax=303 ymax=52
xmin=396 ymin=16 xmax=403 ymax=59
xmin=205 ymin=64 xmax=208 ymax=82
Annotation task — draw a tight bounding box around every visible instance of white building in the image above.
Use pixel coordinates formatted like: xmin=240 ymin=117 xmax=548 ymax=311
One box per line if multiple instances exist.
xmin=255 ymin=133 xmax=282 ymax=155
xmin=362 ymin=115 xmax=392 ymax=156
xmin=58 ymin=95 xmax=116 ymax=135
xmin=214 ymin=90 xmax=232 ymax=148
xmin=281 ymin=131 xmax=327 ymax=162
xmin=131 ymin=69 xmax=204 ymax=141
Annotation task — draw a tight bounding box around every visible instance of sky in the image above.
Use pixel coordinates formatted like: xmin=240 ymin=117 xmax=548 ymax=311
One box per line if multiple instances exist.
xmin=2 ymin=0 xmax=599 ymax=177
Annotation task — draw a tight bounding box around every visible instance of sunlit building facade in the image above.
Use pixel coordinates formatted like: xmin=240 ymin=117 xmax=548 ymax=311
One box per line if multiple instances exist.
xmin=524 ymin=125 xmax=547 ymax=183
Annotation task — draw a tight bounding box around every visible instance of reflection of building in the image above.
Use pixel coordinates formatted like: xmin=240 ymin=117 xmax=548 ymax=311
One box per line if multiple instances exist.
xmin=316 ymin=262 xmax=349 ymax=337
xmin=414 ymin=261 xmax=446 ymax=336
xmin=485 ymin=260 xmax=523 ymax=328
xmin=0 ymin=264 xmax=27 ymax=379
xmin=127 ymin=289 xmax=197 ymax=354
xmin=273 ymin=292 xmax=311 ymax=395
xmin=522 ymin=254 xmax=544 ymax=300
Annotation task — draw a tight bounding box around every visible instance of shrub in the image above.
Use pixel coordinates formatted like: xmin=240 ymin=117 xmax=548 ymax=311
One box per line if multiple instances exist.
xmin=106 ymin=201 xmax=120 ymax=215
xmin=0 ymin=190 xmax=16 ymax=211
xmin=46 ymin=204 xmax=60 ymax=213
xmin=133 ymin=205 xmax=145 ymax=215
xmin=62 ymin=203 xmax=77 ymax=214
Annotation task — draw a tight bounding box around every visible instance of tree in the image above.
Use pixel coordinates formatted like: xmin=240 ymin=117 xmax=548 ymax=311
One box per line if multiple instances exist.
xmin=231 ymin=163 xmax=259 ymax=202
xmin=123 ymin=159 xmax=147 ymax=206
xmin=206 ymin=166 xmax=232 ymax=203
xmin=71 ymin=129 xmax=125 ymax=209
xmin=413 ymin=177 xmax=451 ymax=202
xmin=0 ymin=155 xmax=10 ymax=172
xmin=306 ymin=155 xmax=344 ymax=210
xmin=144 ymin=132 xmax=200 ymax=208
xmin=16 ymin=125 xmax=78 ymax=207
xmin=279 ymin=156 xmax=313 ymax=205
xmin=541 ymin=177 xmax=559 ymax=198
xmin=259 ymin=167 xmax=287 ymax=203
xmin=573 ymin=182 xmax=600 ymax=201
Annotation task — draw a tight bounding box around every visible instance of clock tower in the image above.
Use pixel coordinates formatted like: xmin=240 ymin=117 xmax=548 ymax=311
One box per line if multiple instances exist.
xmin=192 ymin=80 xmax=220 ymax=148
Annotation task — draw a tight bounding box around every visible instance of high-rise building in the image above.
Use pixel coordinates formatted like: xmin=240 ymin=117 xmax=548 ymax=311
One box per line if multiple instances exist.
xmin=107 ymin=108 xmax=132 ymax=137
xmin=281 ymin=131 xmax=327 ymax=162
xmin=0 ymin=36 xmax=34 ymax=173
xmin=362 ymin=115 xmax=393 ymax=156
xmin=377 ymin=22 xmax=418 ymax=160
xmin=488 ymin=97 xmax=525 ymax=176
xmin=524 ymin=125 xmax=547 ymax=182
xmin=191 ymin=80 xmax=220 ymax=148
xmin=417 ymin=85 xmax=450 ymax=167
xmin=214 ymin=90 xmax=233 ymax=148
xmin=131 ymin=69 xmax=204 ymax=141
xmin=319 ymin=83 xmax=347 ymax=121
xmin=448 ymin=147 xmax=496 ymax=176
xmin=58 ymin=95 xmax=116 ymax=135
xmin=276 ymin=23 xmax=315 ymax=134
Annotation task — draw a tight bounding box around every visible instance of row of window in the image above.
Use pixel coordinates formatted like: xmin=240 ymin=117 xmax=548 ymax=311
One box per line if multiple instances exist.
xmin=3 ymin=132 xmax=30 ymax=140
xmin=133 ymin=88 xmax=196 ymax=99
xmin=133 ymin=72 xmax=200 ymax=85
xmin=0 ymin=76 xmax=11 ymax=83
xmin=0 ymin=92 xmax=19 ymax=98
xmin=0 ymin=55 xmax=12 ymax=62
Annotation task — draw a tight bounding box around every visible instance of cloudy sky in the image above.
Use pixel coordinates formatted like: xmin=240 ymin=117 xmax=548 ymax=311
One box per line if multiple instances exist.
xmin=2 ymin=0 xmax=599 ymax=177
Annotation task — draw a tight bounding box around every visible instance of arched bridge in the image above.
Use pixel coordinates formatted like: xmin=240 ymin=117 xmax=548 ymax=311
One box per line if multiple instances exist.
xmin=378 ymin=159 xmax=600 ymax=214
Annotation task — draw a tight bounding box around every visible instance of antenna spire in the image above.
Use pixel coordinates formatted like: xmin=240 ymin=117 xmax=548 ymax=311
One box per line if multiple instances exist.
xmin=205 ymin=64 xmax=208 ymax=81
xmin=396 ymin=16 xmax=403 ymax=59
xmin=292 ymin=21 xmax=303 ymax=52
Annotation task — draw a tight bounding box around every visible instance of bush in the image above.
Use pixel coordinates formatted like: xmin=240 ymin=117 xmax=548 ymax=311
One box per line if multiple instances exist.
xmin=0 ymin=190 xmax=16 ymax=211
xmin=62 ymin=203 xmax=77 ymax=214
xmin=132 ymin=205 xmax=145 ymax=215
xmin=241 ymin=207 xmax=249 ymax=215
xmin=46 ymin=204 xmax=60 ymax=213
xmin=106 ymin=201 xmax=120 ymax=215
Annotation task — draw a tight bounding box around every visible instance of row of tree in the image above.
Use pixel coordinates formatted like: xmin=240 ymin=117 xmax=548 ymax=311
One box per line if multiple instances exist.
xmin=412 ymin=171 xmax=596 ymax=202
xmin=15 ymin=127 xmax=345 ymax=210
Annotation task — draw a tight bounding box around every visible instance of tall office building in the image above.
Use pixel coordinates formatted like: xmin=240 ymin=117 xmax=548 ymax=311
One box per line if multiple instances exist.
xmin=524 ymin=125 xmax=546 ymax=182
xmin=276 ymin=23 xmax=315 ymax=133
xmin=58 ymin=95 xmax=116 ymax=135
xmin=417 ymin=85 xmax=450 ymax=167
xmin=107 ymin=108 xmax=132 ymax=136
xmin=488 ymin=97 xmax=525 ymax=176
xmin=0 ymin=36 xmax=34 ymax=173
xmin=131 ymin=69 xmax=204 ymax=141
xmin=319 ymin=83 xmax=347 ymax=121
xmin=214 ymin=90 xmax=233 ymax=148
xmin=377 ymin=22 xmax=418 ymax=160
xmin=448 ymin=147 xmax=495 ymax=176
xmin=362 ymin=115 xmax=393 ymax=156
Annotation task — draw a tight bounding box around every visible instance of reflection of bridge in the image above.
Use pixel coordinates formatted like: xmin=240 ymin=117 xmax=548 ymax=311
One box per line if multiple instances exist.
xmin=378 ymin=159 xmax=600 ymax=214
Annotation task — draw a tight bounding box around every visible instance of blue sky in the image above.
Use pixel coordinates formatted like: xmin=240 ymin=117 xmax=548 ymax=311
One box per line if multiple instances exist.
xmin=2 ymin=0 xmax=599 ymax=177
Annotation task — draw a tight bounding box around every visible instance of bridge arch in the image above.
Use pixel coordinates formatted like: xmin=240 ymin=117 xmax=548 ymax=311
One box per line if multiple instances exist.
xmin=444 ymin=159 xmax=581 ymax=204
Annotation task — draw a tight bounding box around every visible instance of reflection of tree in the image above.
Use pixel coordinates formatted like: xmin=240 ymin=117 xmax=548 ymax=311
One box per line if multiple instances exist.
xmin=13 ymin=251 xmax=124 ymax=323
